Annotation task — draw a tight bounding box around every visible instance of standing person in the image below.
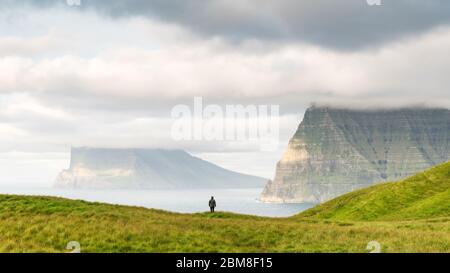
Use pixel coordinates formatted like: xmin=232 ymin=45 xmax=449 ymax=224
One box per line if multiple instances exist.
xmin=209 ymin=196 xmax=216 ymax=213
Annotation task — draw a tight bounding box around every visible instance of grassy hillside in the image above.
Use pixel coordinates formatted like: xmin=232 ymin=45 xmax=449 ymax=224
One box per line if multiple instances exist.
xmin=0 ymin=162 xmax=448 ymax=253
xmin=298 ymin=162 xmax=450 ymax=221
xmin=0 ymin=194 xmax=448 ymax=253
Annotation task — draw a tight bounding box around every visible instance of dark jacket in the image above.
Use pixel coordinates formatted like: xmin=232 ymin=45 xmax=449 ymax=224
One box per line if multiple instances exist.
xmin=209 ymin=199 xmax=216 ymax=208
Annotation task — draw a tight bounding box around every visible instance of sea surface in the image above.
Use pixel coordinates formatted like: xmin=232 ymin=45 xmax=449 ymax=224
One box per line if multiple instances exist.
xmin=0 ymin=188 xmax=314 ymax=217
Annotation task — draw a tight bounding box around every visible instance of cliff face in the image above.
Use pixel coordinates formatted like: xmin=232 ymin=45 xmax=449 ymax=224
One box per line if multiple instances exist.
xmin=55 ymin=148 xmax=266 ymax=189
xmin=261 ymin=107 xmax=450 ymax=203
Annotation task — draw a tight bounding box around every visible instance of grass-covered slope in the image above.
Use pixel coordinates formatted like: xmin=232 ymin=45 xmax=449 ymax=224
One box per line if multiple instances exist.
xmin=298 ymin=162 xmax=450 ymax=221
xmin=0 ymin=194 xmax=448 ymax=253
xmin=0 ymin=162 xmax=448 ymax=252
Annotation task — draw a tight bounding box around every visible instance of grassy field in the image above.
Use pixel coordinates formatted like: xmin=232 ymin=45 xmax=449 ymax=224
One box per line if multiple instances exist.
xmin=298 ymin=162 xmax=450 ymax=221
xmin=0 ymin=163 xmax=449 ymax=253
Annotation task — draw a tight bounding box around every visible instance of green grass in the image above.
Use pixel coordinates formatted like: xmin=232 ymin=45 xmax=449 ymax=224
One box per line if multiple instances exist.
xmin=0 ymin=162 xmax=449 ymax=253
xmin=0 ymin=194 xmax=448 ymax=253
xmin=298 ymin=161 xmax=450 ymax=221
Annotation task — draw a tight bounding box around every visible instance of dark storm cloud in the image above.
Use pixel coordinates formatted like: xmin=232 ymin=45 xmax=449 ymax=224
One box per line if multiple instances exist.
xmin=4 ymin=0 xmax=450 ymax=50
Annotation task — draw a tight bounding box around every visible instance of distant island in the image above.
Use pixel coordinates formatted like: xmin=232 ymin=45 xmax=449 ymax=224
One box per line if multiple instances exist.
xmin=55 ymin=147 xmax=266 ymax=189
xmin=261 ymin=106 xmax=450 ymax=203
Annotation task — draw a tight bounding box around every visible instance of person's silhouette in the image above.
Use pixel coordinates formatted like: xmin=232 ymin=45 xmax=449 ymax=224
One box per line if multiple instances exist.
xmin=209 ymin=196 xmax=216 ymax=213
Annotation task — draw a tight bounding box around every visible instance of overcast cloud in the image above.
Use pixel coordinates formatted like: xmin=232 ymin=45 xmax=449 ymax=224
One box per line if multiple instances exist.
xmin=5 ymin=0 xmax=450 ymax=50
xmin=0 ymin=1 xmax=449 ymax=186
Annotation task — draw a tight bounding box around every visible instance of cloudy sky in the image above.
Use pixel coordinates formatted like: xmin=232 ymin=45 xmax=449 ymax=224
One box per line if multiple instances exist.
xmin=1 ymin=0 xmax=450 ymax=187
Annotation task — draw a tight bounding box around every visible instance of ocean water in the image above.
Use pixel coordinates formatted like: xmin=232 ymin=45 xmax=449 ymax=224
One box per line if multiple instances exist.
xmin=0 ymin=188 xmax=314 ymax=217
